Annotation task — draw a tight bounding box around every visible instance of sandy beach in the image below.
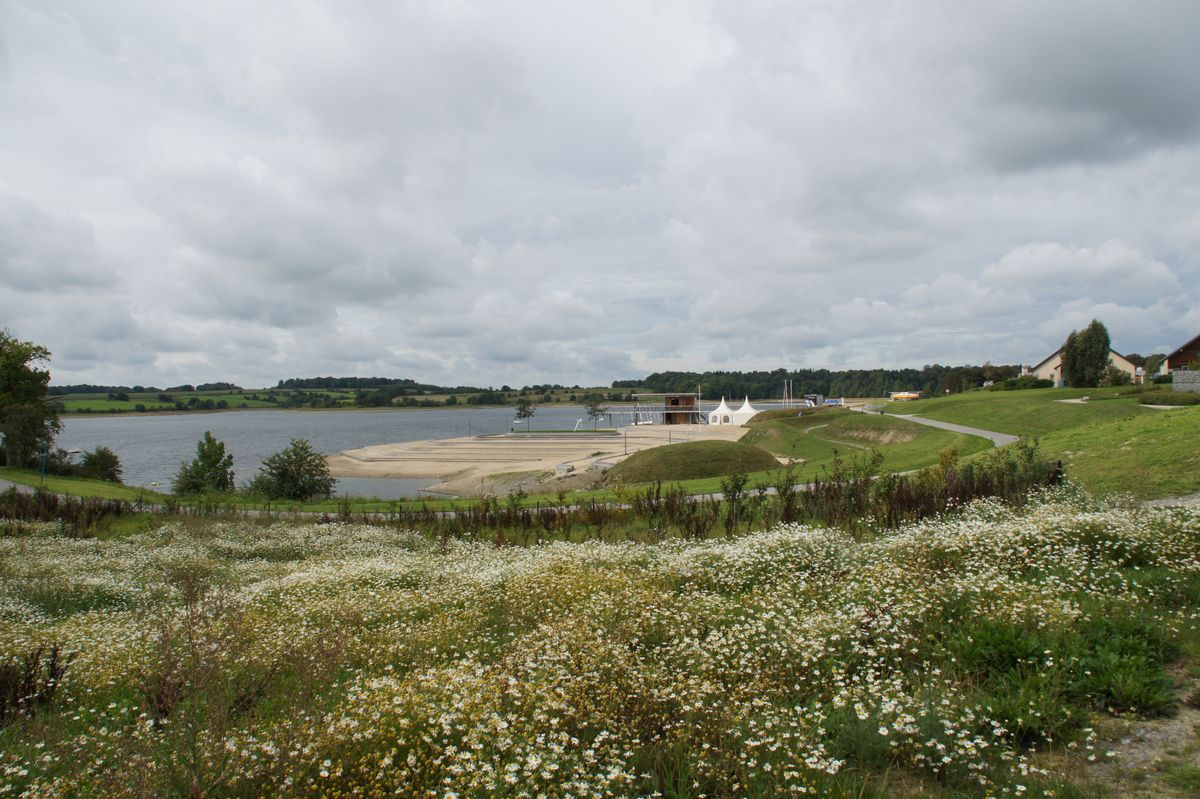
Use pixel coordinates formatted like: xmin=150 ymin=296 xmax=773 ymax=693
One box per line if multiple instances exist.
xmin=327 ymin=423 xmax=748 ymax=495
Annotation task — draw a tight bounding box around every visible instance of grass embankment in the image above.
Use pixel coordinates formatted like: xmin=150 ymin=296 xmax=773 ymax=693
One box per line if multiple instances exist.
xmin=883 ymin=386 xmax=1154 ymax=436
xmin=606 ymin=440 xmax=780 ymax=484
xmin=740 ymin=409 xmax=992 ymax=474
xmin=880 ymin=387 xmax=1199 ymax=499
xmin=1037 ymin=406 xmax=1200 ymax=498
xmin=0 ymin=468 xmax=164 ymax=502
xmin=2 ymin=495 xmax=1198 ymax=797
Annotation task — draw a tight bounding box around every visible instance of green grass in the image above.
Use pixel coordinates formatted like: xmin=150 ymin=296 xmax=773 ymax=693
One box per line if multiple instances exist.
xmin=606 ymin=440 xmax=781 ymax=484
xmin=1036 ymin=406 xmax=1200 ymax=499
xmin=59 ymin=392 xmax=279 ymax=413
xmin=740 ymin=409 xmax=992 ymax=474
xmin=0 ymin=468 xmax=166 ymax=501
xmin=883 ymin=386 xmax=1155 ymax=436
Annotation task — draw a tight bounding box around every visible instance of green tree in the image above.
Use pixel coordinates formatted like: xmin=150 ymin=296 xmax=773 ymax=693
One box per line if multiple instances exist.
xmin=1143 ymin=353 xmax=1166 ymax=377
xmin=1061 ymin=320 xmax=1111 ymax=388
xmin=584 ymin=397 xmax=609 ymax=429
xmin=247 ymin=438 xmax=334 ymax=501
xmin=515 ymin=398 xmax=536 ymax=431
xmin=80 ymin=446 xmax=123 ymax=482
xmin=0 ymin=330 xmax=61 ymax=467
xmin=173 ymin=431 xmax=235 ymax=495
xmin=1060 ymin=330 xmax=1081 ymax=387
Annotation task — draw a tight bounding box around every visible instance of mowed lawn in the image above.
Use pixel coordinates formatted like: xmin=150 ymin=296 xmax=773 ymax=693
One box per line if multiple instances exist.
xmin=883 ymin=386 xmax=1155 ymax=436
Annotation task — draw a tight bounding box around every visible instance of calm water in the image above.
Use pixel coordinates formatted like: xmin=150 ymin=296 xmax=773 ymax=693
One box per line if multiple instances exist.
xmin=56 ymin=406 xmax=628 ymax=499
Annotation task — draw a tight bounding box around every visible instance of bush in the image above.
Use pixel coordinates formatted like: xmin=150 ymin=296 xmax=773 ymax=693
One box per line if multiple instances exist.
xmin=246 ymin=438 xmax=335 ymax=501
xmin=989 ymin=375 xmax=1054 ymax=391
xmin=80 ymin=446 xmax=122 ymax=482
xmin=1139 ymin=390 xmax=1200 ymax=406
xmin=173 ymin=432 xmax=235 ymax=495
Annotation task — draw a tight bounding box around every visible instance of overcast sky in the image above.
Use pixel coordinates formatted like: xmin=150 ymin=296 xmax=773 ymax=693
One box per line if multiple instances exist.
xmin=2 ymin=1 xmax=1198 ymax=388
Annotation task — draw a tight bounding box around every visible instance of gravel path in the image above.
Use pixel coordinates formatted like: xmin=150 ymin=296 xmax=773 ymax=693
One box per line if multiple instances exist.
xmin=890 ymin=415 xmax=1020 ymax=447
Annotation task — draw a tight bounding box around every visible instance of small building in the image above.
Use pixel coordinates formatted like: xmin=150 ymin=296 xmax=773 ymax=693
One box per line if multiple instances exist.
xmin=888 ymin=391 xmax=922 ymax=401
xmin=1026 ymin=347 xmax=1139 ymax=387
xmin=1164 ymin=334 xmax=1200 ymax=372
xmin=632 ymin=392 xmax=703 ymax=425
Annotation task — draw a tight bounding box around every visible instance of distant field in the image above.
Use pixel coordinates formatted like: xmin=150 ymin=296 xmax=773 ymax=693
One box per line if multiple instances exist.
xmin=58 ymin=392 xmax=279 ymax=413
xmin=52 ymin=386 xmax=629 ymax=413
xmin=883 ymin=386 xmax=1154 ymax=436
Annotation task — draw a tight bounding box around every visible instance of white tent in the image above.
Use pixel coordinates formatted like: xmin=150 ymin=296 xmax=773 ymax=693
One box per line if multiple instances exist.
xmin=709 ymin=396 xmax=759 ymax=426
xmin=730 ymin=396 xmax=759 ymax=425
xmin=708 ymin=397 xmax=733 ymax=425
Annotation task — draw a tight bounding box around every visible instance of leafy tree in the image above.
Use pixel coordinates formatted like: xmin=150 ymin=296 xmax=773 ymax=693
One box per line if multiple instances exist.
xmin=1060 ymin=330 xmax=1081 ymax=387
xmin=1143 ymin=353 xmax=1166 ymax=376
xmin=0 ymin=330 xmax=61 ymax=467
xmin=1061 ymin=320 xmax=1111 ymax=388
xmin=173 ymin=431 xmax=235 ymax=495
xmin=247 ymin=438 xmax=334 ymax=501
xmin=515 ymin=398 xmax=536 ymax=431
xmin=81 ymin=446 xmax=123 ymax=482
xmin=584 ymin=397 xmax=609 ymax=429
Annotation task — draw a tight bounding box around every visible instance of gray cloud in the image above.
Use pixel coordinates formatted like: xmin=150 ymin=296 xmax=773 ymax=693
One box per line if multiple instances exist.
xmin=2 ymin=0 xmax=1198 ymax=388
xmin=0 ymin=192 xmax=116 ymax=290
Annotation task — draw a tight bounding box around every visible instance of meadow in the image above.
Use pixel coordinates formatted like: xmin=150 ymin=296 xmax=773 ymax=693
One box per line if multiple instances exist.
xmin=2 ymin=491 xmax=1198 ymax=797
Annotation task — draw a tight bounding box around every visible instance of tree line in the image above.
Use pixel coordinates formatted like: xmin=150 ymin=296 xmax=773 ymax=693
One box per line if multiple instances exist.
xmin=627 ymin=363 xmax=1022 ymax=400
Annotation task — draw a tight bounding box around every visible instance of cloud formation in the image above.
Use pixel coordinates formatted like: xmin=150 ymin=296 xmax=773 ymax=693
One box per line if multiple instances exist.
xmin=1 ymin=0 xmax=1197 ymax=387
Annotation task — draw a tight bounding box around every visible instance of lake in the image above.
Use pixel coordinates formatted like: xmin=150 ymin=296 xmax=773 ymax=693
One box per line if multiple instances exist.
xmin=53 ymin=405 xmax=633 ymax=499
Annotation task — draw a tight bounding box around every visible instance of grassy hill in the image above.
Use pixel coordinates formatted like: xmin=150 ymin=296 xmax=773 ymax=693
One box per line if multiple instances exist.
xmin=1037 ymin=405 xmax=1200 ymax=498
xmin=740 ymin=409 xmax=992 ymax=475
xmin=883 ymin=386 xmax=1154 ymax=436
xmin=877 ymin=387 xmax=1198 ymax=499
xmin=605 ymin=440 xmax=779 ymax=484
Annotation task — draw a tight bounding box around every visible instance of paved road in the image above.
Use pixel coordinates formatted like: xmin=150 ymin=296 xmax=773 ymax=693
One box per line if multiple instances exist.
xmin=890 ymin=415 xmax=1019 ymax=447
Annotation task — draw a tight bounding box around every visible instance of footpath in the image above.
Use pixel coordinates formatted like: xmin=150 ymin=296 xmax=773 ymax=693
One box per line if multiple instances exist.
xmin=889 ymin=414 xmax=1020 ymax=447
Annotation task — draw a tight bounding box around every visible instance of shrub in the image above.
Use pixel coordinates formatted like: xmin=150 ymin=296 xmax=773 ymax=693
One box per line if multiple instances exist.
xmin=246 ymin=438 xmax=335 ymax=501
xmin=173 ymin=431 xmax=236 ymax=495
xmin=0 ymin=644 xmax=73 ymax=725
xmin=80 ymin=446 xmax=123 ymax=482
xmin=1139 ymin=390 xmax=1200 ymax=406
xmin=989 ymin=375 xmax=1054 ymax=391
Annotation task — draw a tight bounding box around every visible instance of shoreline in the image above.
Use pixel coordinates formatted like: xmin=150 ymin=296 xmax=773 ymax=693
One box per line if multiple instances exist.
xmin=328 ymin=424 xmax=750 ymax=497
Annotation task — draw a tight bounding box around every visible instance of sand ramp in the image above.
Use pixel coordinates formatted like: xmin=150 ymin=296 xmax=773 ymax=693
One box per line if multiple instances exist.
xmin=327 ymin=425 xmax=747 ymax=481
